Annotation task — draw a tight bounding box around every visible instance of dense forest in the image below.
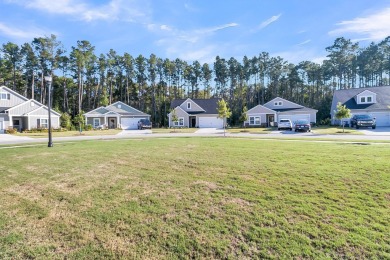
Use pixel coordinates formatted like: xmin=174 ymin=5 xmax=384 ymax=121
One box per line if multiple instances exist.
xmin=1 ymin=35 xmax=389 ymax=126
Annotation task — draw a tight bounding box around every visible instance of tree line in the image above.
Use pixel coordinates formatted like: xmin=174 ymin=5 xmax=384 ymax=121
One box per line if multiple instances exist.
xmin=1 ymin=35 xmax=389 ymax=126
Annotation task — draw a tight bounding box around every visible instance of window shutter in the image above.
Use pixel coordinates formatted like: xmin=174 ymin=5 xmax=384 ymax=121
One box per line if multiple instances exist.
xmin=7 ymin=93 xmax=10 ymax=100
xmin=37 ymin=119 xmax=40 ymax=128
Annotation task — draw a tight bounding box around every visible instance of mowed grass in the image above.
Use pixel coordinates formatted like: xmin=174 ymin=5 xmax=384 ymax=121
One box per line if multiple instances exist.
xmin=312 ymin=126 xmax=363 ymax=135
xmin=228 ymin=127 xmax=273 ymax=134
xmin=0 ymin=138 xmax=389 ymax=259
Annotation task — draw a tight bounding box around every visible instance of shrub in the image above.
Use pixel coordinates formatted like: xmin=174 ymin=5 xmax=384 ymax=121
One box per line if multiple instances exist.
xmin=84 ymin=124 xmax=93 ymax=131
xmin=320 ymin=118 xmax=331 ymax=126
xmin=5 ymin=128 xmax=17 ymax=134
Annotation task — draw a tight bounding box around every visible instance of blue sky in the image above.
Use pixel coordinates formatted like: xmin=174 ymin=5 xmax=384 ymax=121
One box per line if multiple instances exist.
xmin=1 ymin=0 xmax=390 ymax=64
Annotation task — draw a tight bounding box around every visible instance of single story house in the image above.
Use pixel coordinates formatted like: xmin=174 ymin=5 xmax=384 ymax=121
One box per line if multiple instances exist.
xmin=168 ymin=98 xmax=224 ymax=128
xmin=244 ymin=104 xmax=277 ymax=127
xmin=244 ymin=97 xmax=317 ymax=126
xmin=84 ymin=101 xmax=150 ymax=129
xmin=330 ymin=86 xmax=390 ymax=126
xmin=0 ymin=86 xmax=60 ymax=133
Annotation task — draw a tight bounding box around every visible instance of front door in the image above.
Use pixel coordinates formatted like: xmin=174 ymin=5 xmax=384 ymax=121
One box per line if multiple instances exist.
xmin=13 ymin=119 xmax=21 ymax=132
xmin=267 ymin=115 xmax=275 ymax=127
xmin=190 ymin=117 xmax=196 ymax=128
xmin=108 ymin=117 xmax=117 ymax=129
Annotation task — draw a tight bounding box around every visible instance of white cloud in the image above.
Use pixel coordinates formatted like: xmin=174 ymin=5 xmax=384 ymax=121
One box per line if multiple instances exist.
xmin=329 ymin=7 xmax=390 ymax=41
xmin=0 ymin=22 xmax=49 ymax=39
xmin=296 ymin=40 xmax=311 ymax=46
xmin=7 ymin=0 xmax=150 ymax=23
xmin=258 ymin=14 xmax=281 ymax=30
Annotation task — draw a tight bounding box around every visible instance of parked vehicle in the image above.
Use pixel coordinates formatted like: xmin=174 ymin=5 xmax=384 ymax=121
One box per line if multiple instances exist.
xmin=278 ymin=119 xmax=292 ymax=131
xmin=137 ymin=119 xmax=152 ymax=130
xmin=294 ymin=119 xmax=311 ymax=132
xmin=350 ymin=114 xmax=376 ymax=129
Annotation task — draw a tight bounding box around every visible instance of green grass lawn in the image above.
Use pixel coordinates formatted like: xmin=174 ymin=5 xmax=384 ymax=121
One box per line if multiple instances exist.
xmin=0 ymin=138 xmax=389 ymax=259
xmin=312 ymin=126 xmax=364 ymax=135
xmin=228 ymin=127 xmax=274 ymax=134
xmin=152 ymin=128 xmax=198 ymax=133
xmin=15 ymin=129 xmax=122 ymax=138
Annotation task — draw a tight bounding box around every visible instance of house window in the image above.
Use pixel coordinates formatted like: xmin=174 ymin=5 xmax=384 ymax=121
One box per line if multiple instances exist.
xmin=118 ymin=104 xmax=121 ymax=108
xmin=31 ymin=101 xmax=35 ymax=107
xmin=274 ymin=101 xmax=282 ymax=106
xmin=0 ymin=92 xmax=10 ymax=100
xmin=174 ymin=117 xmax=184 ymax=126
xmin=93 ymin=118 xmax=100 ymax=128
xmin=187 ymin=102 xmax=191 ymax=109
xmin=40 ymin=118 xmax=48 ymax=128
xmin=249 ymin=116 xmax=261 ymax=125
xmin=360 ymin=96 xmax=373 ymax=104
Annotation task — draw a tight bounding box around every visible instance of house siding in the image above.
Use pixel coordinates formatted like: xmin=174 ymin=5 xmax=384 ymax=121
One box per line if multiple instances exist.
xmin=264 ymin=97 xmax=302 ymax=110
xmin=28 ymin=115 xmax=60 ymax=129
xmin=179 ymin=99 xmax=205 ymax=112
xmin=169 ymin=107 xmax=189 ymax=127
xmin=0 ymin=88 xmax=27 ymax=108
xmin=8 ymin=101 xmax=42 ymax=116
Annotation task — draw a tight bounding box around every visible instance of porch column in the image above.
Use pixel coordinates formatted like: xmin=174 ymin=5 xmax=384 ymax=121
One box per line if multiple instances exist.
xmin=9 ymin=115 xmax=13 ymax=128
xmin=104 ymin=116 xmax=107 ymax=129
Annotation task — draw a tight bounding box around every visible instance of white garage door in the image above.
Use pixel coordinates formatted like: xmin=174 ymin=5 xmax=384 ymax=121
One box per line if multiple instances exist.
xmin=121 ymin=118 xmax=144 ymax=130
xmin=278 ymin=114 xmax=310 ymax=125
xmin=198 ymin=117 xmax=224 ymax=128
xmin=371 ymin=112 xmax=390 ymax=127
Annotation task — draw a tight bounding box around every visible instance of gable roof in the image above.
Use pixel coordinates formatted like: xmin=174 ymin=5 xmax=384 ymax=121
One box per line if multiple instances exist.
xmin=170 ymin=98 xmax=221 ymax=114
xmin=0 ymin=86 xmax=29 ymax=102
xmin=331 ymin=86 xmax=390 ymax=114
xmin=84 ymin=101 xmax=150 ymax=116
xmin=264 ymin=97 xmax=303 ymax=110
xmin=247 ymin=104 xmax=276 ymax=114
xmin=106 ymin=101 xmax=150 ymax=116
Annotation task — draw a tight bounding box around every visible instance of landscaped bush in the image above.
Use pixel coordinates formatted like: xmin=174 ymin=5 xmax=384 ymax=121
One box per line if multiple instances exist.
xmin=22 ymin=128 xmax=65 ymax=133
xmin=5 ymin=128 xmax=17 ymax=134
xmin=84 ymin=124 xmax=93 ymax=131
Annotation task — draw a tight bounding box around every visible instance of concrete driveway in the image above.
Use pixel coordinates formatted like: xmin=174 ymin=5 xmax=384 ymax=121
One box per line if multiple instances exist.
xmin=356 ymin=127 xmax=390 ymax=136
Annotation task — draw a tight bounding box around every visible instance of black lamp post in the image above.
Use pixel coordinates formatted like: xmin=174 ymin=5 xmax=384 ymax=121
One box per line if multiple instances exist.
xmin=45 ymin=75 xmax=53 ymax=147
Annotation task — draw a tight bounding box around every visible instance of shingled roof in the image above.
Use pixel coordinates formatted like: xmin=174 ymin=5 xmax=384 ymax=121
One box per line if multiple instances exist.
xmin=330 ymin=86 xmax=390 ymax=114
xmin=170 ymin=98 xmax=221 ymax=114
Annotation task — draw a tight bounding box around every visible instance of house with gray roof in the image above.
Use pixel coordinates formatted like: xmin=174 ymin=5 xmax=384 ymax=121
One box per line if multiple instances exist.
xmin=84 ymin=101 xmax=150 ymax=129
xmin=246 ymin=97 xmax=317 ymax=127
xmin=168 ymin=98 xmax=223 ymax=128
xmin=0 ymin=86 xmax=60 ymax=133
xmin=330 ymin=86 xmax=390 ymax=126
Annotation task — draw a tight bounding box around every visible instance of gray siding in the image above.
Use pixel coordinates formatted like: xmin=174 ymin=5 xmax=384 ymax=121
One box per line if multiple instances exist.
xmin=0 ymin=87 xmax=27 ymax=108
xmin=179 ymin=99 xmax=204 ymax=112
xmin=8 ymin=100 xmax=41 ymax=116
xmin=28 ymin=115 xmax=60 ymax=129
xmin=264 ymin=97 xmax=302 ymax=110
xmin=169 ymin=107 xmax=189 ymax=127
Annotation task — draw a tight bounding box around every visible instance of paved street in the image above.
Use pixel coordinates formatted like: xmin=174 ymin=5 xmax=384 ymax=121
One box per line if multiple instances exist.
xmin=1 ymin=127 xmax=390 ymax=147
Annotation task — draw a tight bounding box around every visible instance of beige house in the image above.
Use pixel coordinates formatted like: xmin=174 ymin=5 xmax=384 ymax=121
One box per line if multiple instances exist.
xmin=0 ymin=86 xmax=60 ymax=133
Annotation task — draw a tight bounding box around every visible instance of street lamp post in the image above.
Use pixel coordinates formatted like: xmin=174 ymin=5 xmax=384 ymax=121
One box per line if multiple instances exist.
xmin=45 ymin=75 xmax=53 ymax=147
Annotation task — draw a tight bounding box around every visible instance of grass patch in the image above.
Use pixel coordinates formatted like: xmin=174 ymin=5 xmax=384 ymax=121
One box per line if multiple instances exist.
xmin=15 ymin=129 xmax=122 ymax=138
xmin=312 ymin=126 xmax=364 ymax=135
xmin=152 ymin=128 xmax=198 ymax=133
xmin=0 ymin=138 xmax=389 ymax=258
xmin=228 ymin=127 xmax=274 ymax=134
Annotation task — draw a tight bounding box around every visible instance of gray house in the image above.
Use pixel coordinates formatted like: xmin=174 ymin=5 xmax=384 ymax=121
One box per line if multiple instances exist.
xmin=84 ymin=101 xmax=150 ymax=129
xmin=168 ymin=98 xmax=223 ymax=128
xmin=0 ymin=86 xmax=60 ymax=133
xmin=330 ymin=86 xmax=390 ymax=126
xmin=245 ymin=97 xmax=317 ymax=127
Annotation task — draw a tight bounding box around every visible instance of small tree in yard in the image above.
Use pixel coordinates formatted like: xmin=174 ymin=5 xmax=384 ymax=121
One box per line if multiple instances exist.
xmin=334 ymin=102 xmax=351 ymax=133
xmin=239 ymin=106 xmax=248 ymax=128
xmin=171 ymin=109 xmax=179 ymax=133
xmin=217 ymin=99 xmax=232 ymax=137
